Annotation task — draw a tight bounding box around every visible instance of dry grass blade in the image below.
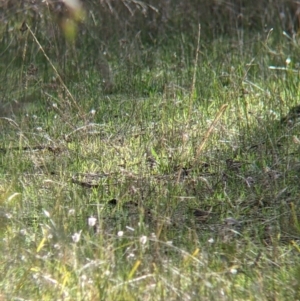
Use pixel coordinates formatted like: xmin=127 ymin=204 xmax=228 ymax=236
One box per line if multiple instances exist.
xmin=194 ymin=103 xmax=228 ymax=161
xmin=188 ymin=23 xmax=201 ymax=119
xmin=26 ymin=24 xmax=84 ymax=119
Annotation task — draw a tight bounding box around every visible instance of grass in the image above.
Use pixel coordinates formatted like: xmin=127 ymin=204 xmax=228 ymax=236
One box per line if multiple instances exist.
xmin=1 ymin=6 xmax=300 ymax=300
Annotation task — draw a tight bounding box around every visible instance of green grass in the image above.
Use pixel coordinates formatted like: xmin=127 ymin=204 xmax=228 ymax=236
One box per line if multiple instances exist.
xmin=1 ymin=8 xmax=300 ymax=300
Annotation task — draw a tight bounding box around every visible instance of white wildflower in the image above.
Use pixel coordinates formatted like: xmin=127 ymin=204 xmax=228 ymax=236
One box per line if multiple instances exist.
xmin=88 ymin=216 xmax=97 ymax=227
xmin=208 ymin=238 xmax=214 ymax=244
xmin=72 ymin=230 xmax=82 ymax=243
xmin=68 ymin=209 xmax=76 ymax=216
xmin=140 ymin=235 xmax=147 ymax=245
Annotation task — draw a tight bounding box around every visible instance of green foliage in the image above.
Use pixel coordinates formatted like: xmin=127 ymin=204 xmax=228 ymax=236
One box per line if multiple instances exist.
xmin=1 ymin=0 xmax=300 ymax=300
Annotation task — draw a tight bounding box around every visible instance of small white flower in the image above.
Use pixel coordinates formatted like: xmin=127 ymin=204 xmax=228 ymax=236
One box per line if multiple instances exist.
xmin=208 ymin=238 xmax=214 ymax=244
xmin=68 ymin=209 xmax=76 ymax=216
xmin=117 ymin=231 xmax=124 ymax=237
xmin=88 ymin=216 xmax=97 ymax=227
xmin=230 ymin=268 xmax=237 ymax=275
xmin=54 ymin=244 xmax=61 ymax=250
xmin=151 ymin=233 xmax=156 ymax=238
xmin=140 ymin=235 xmax=147 ymax=245
xmin=127 ymin=253 xmax=135 ymax=259
xmin=286 ymin=57 xmax=291 ymax=65
xmin=72 ymin=230 xmax=82 ymax=243
xmin=20 ymin=229 xmax=27 ymax=235
xmin=5 ymin=213 xmax=12 ymax=219
xmin=81 ymin=274 xmax=87 ymax=281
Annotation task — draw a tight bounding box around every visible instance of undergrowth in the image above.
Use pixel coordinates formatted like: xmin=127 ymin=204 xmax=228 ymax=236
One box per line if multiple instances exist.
xmin=1 ymin=1 xmax=300 ymax=300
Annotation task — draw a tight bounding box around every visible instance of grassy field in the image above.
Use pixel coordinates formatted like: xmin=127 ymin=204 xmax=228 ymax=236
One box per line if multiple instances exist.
xmin=1 ymin=2 xmax=300 ymax=300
